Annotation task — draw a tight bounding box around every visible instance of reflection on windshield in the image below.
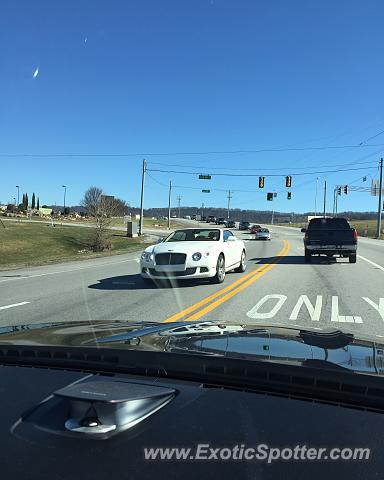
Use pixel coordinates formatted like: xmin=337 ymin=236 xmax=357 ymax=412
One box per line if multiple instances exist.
xmin=166 ymin=229 xmax=221 ymax=242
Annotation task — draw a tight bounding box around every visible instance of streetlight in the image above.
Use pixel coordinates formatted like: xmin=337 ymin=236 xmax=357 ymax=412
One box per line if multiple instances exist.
xmin=15 ymin=185 xmax=20 ymax=207
xmin=62 ymin=185 xmax=67 ymax=216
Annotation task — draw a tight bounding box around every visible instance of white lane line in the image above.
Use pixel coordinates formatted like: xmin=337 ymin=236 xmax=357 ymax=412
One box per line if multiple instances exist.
xmin=357 ymin=255 xmax=384 ymax=273
xmin=0 ymin=301 xmax=30 ymax=311
xmin=0 ymin=256 xmax=141 ymax=284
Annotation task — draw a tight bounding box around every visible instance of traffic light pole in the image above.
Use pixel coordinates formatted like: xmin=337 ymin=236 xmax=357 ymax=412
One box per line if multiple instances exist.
xmin=332 ymin=187 xmax=339 ymax=217
xmin=376 ymin=158 xmax=383 ymax=239
xmin=138 ymin=159 xmax=147 ymax=236
xmin=335 ymin=188 xmax=338 ymax=217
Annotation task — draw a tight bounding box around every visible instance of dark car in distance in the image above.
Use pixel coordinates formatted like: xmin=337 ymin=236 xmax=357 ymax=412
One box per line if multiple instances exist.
xmin=226 ymin=220 xmax=236 ymax=228
xmin=239 ymin=221 xmax=250 ymax=230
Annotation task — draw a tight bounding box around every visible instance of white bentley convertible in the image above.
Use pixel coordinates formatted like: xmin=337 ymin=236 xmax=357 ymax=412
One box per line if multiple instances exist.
xmin=140 ymin=228 xmax=246 ymax=284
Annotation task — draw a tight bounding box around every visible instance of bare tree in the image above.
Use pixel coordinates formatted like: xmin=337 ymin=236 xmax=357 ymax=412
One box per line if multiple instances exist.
xmin=81 ymin=186 xmax=129 ymax=251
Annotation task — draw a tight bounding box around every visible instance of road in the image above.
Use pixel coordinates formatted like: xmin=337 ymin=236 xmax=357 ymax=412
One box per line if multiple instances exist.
xmin=1 ymin=223 xmax=384 ymax=339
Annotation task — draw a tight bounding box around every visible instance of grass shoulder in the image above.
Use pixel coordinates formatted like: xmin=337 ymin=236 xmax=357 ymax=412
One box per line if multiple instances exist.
xmin=0 ymin=222 xmax=145 ymax=270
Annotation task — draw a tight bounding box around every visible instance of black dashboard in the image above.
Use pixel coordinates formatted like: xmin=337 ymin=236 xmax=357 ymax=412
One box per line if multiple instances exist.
xmin=1 ymin=363 xmax=381 ymax=479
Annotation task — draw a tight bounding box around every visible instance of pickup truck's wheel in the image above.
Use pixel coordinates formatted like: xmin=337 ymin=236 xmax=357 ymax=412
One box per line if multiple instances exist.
xmin=211 ymin=254 xmax=226 ymax=283
xmin=234 ymin=250 xmax=246 ymax=273
xmin=349 ymin=254 xmax=357 ymax=264
xmin=304 ymin=249 xmax=311 ymax=262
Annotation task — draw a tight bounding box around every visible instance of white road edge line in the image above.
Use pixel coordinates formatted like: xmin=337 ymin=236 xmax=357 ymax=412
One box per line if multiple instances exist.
xmin=357 ymin=254 xmax=384 ymax=273
xmin=0 ymin=301 xmax=30 ymax=311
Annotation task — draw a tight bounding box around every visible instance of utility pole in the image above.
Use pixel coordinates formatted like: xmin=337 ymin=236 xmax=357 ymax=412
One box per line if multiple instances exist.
xmin=377 ymin=158 xmax=383 ymax=239
xmin=177 ymin=195 xmax=181 ymax=218
xmin=315 ymin=177 xmax=319 ymax=217
xmin=201 ymin=203 xmax=205 ymax=218
xmin=62 ymin=185 xmax=67 ymax=215
xmin=168 ymin=180 xmax=172 ymax=230
xmin=16 ymin=185 xmax=20 ymax=207
xmin=227 ymin=190 xmax=232 ymax=221
xmin=138 ymin=159 xmax=147 ymax=236
xmin=323 ymin=180 xmax=327 ymax=217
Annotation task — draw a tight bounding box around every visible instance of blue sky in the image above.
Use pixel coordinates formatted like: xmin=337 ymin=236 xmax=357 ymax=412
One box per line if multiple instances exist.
xmin=1 ymin=0 xmax=384 ymax=213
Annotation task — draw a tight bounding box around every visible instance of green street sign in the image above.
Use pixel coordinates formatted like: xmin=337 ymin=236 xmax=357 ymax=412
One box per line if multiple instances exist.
xmin=199 ymin=174 xmax=212 ymax=180
xmin=202 ymin=189 xmax=211 ymax=193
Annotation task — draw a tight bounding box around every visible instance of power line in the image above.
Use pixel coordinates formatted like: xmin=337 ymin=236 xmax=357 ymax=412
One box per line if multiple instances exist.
xmin=359 ymin=129 xmax=384 ymax=145
xmin=149 ymin=159 xmax=378 ymax=172
xmin=1 ymin=143 xmax=384 ymax=158
xmin=146 ymin=171 xmax=169 ymax=188
xmin=147 ymin=165 xmax=378 ymax=178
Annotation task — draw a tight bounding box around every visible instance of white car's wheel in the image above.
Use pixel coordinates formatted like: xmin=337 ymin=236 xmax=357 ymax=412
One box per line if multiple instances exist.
xmin=234 ymin=250 xmax=246 ymax=273
xmin=211 ymin=254 xmax=226 ymax=284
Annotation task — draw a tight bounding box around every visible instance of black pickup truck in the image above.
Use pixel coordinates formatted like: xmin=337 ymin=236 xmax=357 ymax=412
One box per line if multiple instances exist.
xmin=302 ymin=217 xmax=358 ymax=263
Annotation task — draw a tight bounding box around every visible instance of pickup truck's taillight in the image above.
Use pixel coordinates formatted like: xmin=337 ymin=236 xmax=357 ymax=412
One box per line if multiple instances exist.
xmin=353 ymin=229 xmax=358 ymax=240
xmin=304 ymin=233 xmax=309 ymax=241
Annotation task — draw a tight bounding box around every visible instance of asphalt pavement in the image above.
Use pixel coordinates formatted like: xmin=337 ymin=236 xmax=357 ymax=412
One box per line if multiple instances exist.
xmin=1 ymin=223 xmax=383 ymax=339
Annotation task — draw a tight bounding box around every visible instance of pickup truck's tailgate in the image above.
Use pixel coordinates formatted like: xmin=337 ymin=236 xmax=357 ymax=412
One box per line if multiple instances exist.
xmin=306 ymin=229 xmax=355 ymax=245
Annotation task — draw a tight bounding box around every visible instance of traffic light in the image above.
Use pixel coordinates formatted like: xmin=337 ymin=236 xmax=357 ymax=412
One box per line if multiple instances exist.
xmin=287 ymin=192 xmax=292 ymax=200
xmin=337 ymin=187 xmax=342 ymax=195
xmin=267 ymin=192 xmax=273 ymax=201
xmin=259 ymin=176 xmax=265 ymax=188
xmin=344 ymin=185 xmax=348 ymax=195
xmin=286 ymin=175 xmax=292 ymax=188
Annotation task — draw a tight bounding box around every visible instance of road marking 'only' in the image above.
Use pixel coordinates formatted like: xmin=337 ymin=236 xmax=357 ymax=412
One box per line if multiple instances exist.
xmin=246 ymin=294 xmax=384 ymax=323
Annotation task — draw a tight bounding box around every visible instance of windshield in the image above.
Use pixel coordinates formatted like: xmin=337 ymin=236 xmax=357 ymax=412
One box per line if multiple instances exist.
xmin=166 ymin=229 xmax=220 ymax=242
xmin=308 ymin=218 xmax=351 ymax=230
xmin=1 ymin=0 xmax=383 ymax=372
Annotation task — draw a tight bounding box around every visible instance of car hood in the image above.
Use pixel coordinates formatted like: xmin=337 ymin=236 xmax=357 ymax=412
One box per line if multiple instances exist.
xmin=0 ymin=321 xmax=383 ymax=376
xmin=144 ymin=241 xmax=219 ymax=254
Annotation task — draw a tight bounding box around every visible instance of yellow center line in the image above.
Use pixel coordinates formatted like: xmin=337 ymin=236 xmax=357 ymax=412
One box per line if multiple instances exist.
xmin=163 ymin=240 xmax=290 ymax=324
xmin=186 ymin=241 xmax=291 ymax=321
